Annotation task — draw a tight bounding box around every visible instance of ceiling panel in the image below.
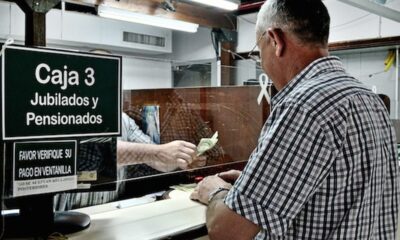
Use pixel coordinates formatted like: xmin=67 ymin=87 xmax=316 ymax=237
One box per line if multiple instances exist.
xmin=338 ymin=0 xmax=400 ymax=22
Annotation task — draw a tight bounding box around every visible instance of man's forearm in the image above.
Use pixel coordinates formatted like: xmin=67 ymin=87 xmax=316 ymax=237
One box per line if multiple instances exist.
xmin=206 ymin=190 xmax=229 ymax=237
xmin=117 ymin=140 xmax=160 ymax=167
xmin=205 ymin=190 xmax=261 ymax=240
xmin=207 ymin=190 xmax=228 ymax=216
xmin=117 ymin=140 xmax=195 ymax=172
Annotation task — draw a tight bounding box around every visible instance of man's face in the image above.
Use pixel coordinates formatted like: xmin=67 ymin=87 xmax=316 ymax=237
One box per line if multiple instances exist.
xmin=257 ymin=30 xmax=273 ymax=77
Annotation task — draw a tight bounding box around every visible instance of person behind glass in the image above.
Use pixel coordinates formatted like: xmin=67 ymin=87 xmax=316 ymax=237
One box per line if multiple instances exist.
xmin=118 ymin=112 xmax=205 ymax=172
xmin=191 ymin=0 xmax=399 ymax=239
xmin=55 ymin=113 xmax=205 ymax=211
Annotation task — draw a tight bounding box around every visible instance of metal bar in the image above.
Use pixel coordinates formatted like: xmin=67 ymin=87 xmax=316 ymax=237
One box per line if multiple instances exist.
xmin=24 ymin=11 xmax=46 ymax=46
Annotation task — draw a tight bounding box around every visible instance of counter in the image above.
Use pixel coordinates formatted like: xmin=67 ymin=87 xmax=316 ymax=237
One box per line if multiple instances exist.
xmin=67 ymin=190 xmax=207 ymax=240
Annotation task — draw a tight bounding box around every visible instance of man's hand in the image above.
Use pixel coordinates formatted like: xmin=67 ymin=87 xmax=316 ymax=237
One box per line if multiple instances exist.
xmin=188 ymin=155 xmax=207 ymax=169
xmin=217 ymin=169 xmax=242 ymax=183
xmin=191 ymin=172 xmax=261 ymax=240
xmin=190 ymin=175 xmax=232 ymax=205
xmin=148 ymin=140 xmax=197 ymax=172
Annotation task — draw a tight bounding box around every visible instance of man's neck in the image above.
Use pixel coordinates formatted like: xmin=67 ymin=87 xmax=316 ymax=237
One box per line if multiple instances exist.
xmin=272 ymin=46 xmax=329 ymax=91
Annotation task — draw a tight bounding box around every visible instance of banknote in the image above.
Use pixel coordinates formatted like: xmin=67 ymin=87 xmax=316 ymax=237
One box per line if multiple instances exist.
xmin=197 ymin=131 xmax=218 ymax=156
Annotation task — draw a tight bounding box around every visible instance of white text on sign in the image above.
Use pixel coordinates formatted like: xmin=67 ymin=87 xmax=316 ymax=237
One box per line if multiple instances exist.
xmin=35 ymin=63 xmax=95 ymax=90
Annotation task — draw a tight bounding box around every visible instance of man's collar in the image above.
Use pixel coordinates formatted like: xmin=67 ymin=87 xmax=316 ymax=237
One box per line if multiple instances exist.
xmin=271 ymin=56 xmax=345 ymax=107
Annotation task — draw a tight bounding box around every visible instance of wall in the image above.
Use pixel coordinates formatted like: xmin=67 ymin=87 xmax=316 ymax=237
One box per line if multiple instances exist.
xmin=122 ymin=57 xmax=172 ymax=90
xmin=235 ymin=1 xmax=400 ymax=119
xmin=237 ymin=14 xmax=257 ymax=53
xmin=0 ymin=1 xmax=251 ymax=89
xmin=2 ymin=0 xmax=399 ymax=92
xmin=328 ymin=0 xmax=381 ymax=42
xmin=172 ymin=26 xmax=219 ymax=86
xmin=234 ymin=59 xmax=257 ymax=85
xmin=334 ymin=49 xmax=399 ymax=119
xmin=0 ymin=1 xmax=173 ymax=54
xmin=0 ymin=0 xmax=174 ymax=90
xmin=236 ymin=0 xmax=400 ymax=52
xmin=172 ymin=27 xmax=216 ymax=62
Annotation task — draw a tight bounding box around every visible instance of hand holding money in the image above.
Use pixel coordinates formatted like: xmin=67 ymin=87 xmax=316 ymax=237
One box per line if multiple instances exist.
xmin=197 ymin=132 xmax=218 ymax=156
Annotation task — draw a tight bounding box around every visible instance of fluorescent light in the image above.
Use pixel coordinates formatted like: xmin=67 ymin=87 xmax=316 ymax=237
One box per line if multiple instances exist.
xmin=187 ymin=0 xmax=239 ymax=11
xmin=97 ymin=5 xmax=199 ymax=33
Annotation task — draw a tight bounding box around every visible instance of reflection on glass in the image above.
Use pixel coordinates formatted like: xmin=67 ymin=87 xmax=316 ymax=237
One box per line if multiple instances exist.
xmin=142 ymin=105 xmax=161 ymax=144
xmin=122 ymin=86 xmax=270 ymax=176
xmin=173 ymin=63 xmax=212 ymax=87
xmin=52 ymin=86 xmax=270 ymax=211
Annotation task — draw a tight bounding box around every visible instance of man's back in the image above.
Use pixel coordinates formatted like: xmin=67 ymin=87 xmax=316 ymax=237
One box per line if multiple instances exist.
xmin=285 ymin=61 xmax=399 ymax=239
xmin=225 ymin=57 xmax=399 ymax=239
xmin=193 ymin=0 xmax=400 ymax=239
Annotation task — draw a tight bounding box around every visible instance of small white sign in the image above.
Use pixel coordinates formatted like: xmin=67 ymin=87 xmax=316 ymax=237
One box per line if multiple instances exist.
xmin=13 ymin=140 xmax=77 ymax=197
xmin=13 ymin=176 xmax=77 ymax=197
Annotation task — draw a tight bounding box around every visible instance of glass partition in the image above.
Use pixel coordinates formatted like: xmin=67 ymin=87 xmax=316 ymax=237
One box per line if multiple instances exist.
xmin=120 ymin=85 xmax=270 ymax=198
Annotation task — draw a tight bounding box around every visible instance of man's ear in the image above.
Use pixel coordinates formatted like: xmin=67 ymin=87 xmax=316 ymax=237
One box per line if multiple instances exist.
xmin=267 ymin=28 xmax=284 ymax=57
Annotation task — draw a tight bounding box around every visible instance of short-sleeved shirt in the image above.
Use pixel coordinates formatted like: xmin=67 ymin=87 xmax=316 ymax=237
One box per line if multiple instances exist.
xmin=119 ymin=113 xmax=161 ymax=179
xmin=121 ymin=112 xmax=153 ymax=144
xmin=225 ymin=56 xmax=399 ymax=239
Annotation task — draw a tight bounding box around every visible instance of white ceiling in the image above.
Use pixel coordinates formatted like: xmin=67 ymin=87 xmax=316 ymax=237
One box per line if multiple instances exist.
xmin=339 ymin=0 xmax=400 ymax=22
xmin=384 ymin=0 xmax=400 ymax=12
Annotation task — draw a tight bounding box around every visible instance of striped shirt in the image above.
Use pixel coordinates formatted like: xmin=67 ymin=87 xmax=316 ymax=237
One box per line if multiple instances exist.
xmin=225 ymin=56 xmax=399 ymax=239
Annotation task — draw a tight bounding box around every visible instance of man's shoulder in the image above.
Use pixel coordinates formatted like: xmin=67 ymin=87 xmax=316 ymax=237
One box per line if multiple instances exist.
xmin=276 ymin=74 xmax=387 ymax=130
xmin=288 ymin=74 xmax=369 ymax=110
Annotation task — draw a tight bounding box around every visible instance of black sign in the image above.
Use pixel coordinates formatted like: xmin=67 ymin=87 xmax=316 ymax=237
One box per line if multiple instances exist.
xmin=1 ymin=46 xmax=121 ymax=140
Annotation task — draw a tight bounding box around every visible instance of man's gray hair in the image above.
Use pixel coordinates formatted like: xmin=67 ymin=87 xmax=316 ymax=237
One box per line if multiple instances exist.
xmin=256 ymin=0 xmax=330 ymax=46
xmin=256 ymin=0 xmax=281 ymax=34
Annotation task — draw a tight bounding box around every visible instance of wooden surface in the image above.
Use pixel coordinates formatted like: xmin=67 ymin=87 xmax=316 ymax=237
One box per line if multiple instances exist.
xmin=328 ymin=36 xmax=400 ymax=52
xmin=221 ymin=42 xmax=237 ymax=86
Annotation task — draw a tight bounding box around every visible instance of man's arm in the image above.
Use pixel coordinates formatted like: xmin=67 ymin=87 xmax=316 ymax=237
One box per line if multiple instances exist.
xmin=120 ymin=111 xmax=196 ymax=172
xmin=117 ymin=140 xmax=199 ymax=172
xmin=191 ymin=175 xmax=261 ymax=239
xmin=119 ymin=112 xmax=206 ymax=172
xmin=206 ymin=191 xmax=261 ymax=240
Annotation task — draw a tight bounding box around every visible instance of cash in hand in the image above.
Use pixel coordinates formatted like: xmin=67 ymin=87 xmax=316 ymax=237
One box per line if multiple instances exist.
xmin=196 ymin=131 xmax=218 ymax=156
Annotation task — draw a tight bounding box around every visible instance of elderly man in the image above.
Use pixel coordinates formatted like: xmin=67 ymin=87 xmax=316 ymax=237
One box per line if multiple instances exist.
xmin=191 ymin=0 xmax=399 ymax=239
